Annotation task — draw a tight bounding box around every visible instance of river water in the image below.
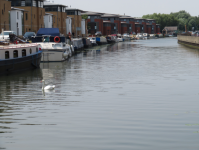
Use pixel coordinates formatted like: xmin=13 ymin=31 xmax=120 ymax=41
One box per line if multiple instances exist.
xmin=0 ymin=38 xmax=199 ymax=150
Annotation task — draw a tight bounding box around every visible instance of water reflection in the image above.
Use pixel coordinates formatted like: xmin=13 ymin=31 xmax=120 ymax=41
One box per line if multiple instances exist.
xmin=0 ymin=38 xmax=199 ymax=150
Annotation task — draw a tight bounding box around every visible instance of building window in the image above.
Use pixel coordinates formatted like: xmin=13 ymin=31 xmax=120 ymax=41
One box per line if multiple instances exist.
xmin=4 ymin=4 xmax=5 ymax=12
xmin=2 ymin=10 xmax=3 ymax=15
xmin=88 ymin=16 xmax=90 ymax=19
xmin=33 ymin=0 xmax=36 ymax=6
xmin=58 ymin=7 xmax=60 ymax=12
xmin=17 ymin=12 xmax=19 ymax=19
xmin=49 ymin=16 xmax=50 ymax=22
xmin=13 ymin=50 xmax=18 ymax=58
xmin=41 ymin=2 xmax=43 ymax=8
xmin=108 ymin=18 xmax=110 ymax=20
xmin=26 ymin=13 xmax=28 ymax=20
xmin=25 ymin=0 xmax=32 ymax=6
xmin=22 ymin=49 xmax=26 ymax=57
xmin=38 ymin=1 xmax=41 ymax=7
xmin=21 ymin=1 xmax=25 ymax=6
xmin=5 ymin=51 xmax=9 ymax=59
xmin=67 ymin=11 xmax=75 ymax=15
xmin=30 ymin=48 xmax=32 ymax=54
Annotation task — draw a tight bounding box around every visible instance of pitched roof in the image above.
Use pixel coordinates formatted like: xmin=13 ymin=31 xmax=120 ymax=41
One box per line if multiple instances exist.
xmin=44 ymin=2 xmax=67 ymax=7
xmin=164 ymin=26 xmax=178 ymax=31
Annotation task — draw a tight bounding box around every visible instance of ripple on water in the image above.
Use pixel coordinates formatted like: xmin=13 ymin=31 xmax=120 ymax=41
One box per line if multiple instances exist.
xmin=0 ymin=39 xmax=199 ymax=150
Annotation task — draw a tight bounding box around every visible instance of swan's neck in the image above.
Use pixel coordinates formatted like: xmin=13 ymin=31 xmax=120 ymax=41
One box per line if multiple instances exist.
xmin=42 ymin=81 xmax=45 ymax=89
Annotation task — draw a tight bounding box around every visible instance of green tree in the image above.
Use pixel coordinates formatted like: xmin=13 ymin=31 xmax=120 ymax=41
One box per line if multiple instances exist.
xmin=142 ymin=13 xmax=179 ymax=31
xmin=81 ymin=15 xmax=88 ymax=20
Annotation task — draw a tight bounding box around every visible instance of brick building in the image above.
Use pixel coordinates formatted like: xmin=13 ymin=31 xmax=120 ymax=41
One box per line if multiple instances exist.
xmin=65 ymin=8 xmax=82 ymax=37
xmin=0 ymin=0 xmax=11 ymax=31
xmin=101 ymin=14 xmax=121 ymax=35
xmin=81 ymin=11 xmax=104 ymax=35
xmin=8 ymin=0 xmax=46 ymax=34
xmin=119 ymin=16 xmax=135 ymax=34
xmin=44 ymin=2 xmax=67 ymax=35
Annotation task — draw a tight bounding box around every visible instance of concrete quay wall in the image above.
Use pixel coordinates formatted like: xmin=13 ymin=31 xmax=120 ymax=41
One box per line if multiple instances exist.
xmin=178 ymin=35 xmax=199 ymax=45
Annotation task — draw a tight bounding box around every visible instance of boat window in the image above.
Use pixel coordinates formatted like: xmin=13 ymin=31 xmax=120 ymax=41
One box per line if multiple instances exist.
xmin=5 ymin=51 xmax=9 ymax=59
xmin=22 ymin=49 xmax=26 ymax=57
xmin=30 ymin=48 xmax=32 ymax=54
xmin=13 ymin=50 xmax=18 ymax=58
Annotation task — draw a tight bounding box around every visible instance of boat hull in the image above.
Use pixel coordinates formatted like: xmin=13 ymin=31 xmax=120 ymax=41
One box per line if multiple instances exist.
xmin=0 ymin=51 xmax=42 ymax=76
xmin=41 ymin=49 xmax=69 ymax=62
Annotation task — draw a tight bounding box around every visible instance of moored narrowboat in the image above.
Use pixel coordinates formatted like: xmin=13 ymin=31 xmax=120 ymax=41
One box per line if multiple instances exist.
xmin=0 ymin=43 xmax=42 ymax=76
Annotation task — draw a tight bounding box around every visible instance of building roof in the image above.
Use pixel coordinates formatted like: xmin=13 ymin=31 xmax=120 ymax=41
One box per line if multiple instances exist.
xmin=121 ymin=22 xmax=130 ymax=24
xmin=101 ymin=14 xmax=120 ymax=18
xmin=103 ymin=21 xmax=115 ymax=24
xmin=11 ymin=7 xmax=28 ymax=12
xmin=146 ymin=19 xmax=155 ymax=21
xmin=163 ymin=26 xmax=177 ymax=31
xmin=65 ymin=8 xmax=83 ymax=11
xmin=45 ymin=13 xmax=53 ymax=15
xmin=44 ymin=2 xmax=67 ymax=7
xmin=81 ymin=11 xmax=104 ymax=15
xmin=134 ymin=18 xmax=146 ymax=20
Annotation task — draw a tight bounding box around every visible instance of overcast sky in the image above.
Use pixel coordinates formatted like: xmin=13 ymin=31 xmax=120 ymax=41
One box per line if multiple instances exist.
xmin=54 ymin=0 xmax=198 ymax=17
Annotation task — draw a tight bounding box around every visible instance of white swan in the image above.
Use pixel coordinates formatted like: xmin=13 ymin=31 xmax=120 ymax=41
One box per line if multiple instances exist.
xmin=41 ymin=80 xmax=55 ymax=90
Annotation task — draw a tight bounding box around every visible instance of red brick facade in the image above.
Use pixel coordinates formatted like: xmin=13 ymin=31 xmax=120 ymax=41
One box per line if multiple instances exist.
xmin=114 ymin=20 xmax=121 ymax=34
xmin=103 ymin=26 xmax=111 ymax=35
xmin=129 ymin=21 xmax=135 ymax=33
xmin=152 ymin=23 xmax=156 ymax=34
xmin=147 ymin=26 xmax=152 ymax=34
xmin=121 ymin=26 xmax=128 ymax=34
xmin=95 ymin=19 xmax=103 ymax=34
xmin=135 ymin=26 xmax=141 ymax=34
xmin=142 ymin=22 xmax=147 ymax=33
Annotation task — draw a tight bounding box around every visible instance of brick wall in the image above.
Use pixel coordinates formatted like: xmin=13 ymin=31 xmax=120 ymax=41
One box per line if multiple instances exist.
xmin=95 ymin=19 xmax=103 ymax=34
xmin=0 ymin=0 xmax=11 ymax=31
xmin=135 ymin=26 xmax=140 ymax=34
xmin=142 ymin=22 xmax=147 ymax=33
xmin=103 ymin=26 xmax=111 ymax=35
xmin=147 ymin=26 xmax=151 ymax=34
xmin=114 ymin=20 xmax=121 ymax=34
xmin=152 ymin=23 xmax=156 ymax=34
xmin=121 ymin=27 xmax=128 ymax=34
xmin=129 ymin=21 xmax=135 ymax=33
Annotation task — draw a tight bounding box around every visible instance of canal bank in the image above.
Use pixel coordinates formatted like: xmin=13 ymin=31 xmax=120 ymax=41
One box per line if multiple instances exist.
xmin=178 ymin=35 xmax=199 ymax=50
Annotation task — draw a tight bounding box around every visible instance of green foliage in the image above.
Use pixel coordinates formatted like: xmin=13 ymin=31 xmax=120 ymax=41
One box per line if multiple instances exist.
xmin=142 ymin=13 xmax=179 ymax=31
xmin=143 ymin=10 xmax=199 ymax=31
xmin=82 ymin=15 xmax=88 ymax=20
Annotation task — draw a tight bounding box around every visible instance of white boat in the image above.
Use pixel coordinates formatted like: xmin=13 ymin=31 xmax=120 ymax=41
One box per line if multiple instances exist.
xmin=32 ymin=28 xmax=72 ymax=62
xmin=37 ymin=41 xmax=72 ymax=62
xmin=87 ymin=37 xmax=98 ymax=46
xmin=117 ymin=34 xmax=123 ymax=42
xmin=136 ymin=33 xmax=144 ymax=40
xmin=122 ymin=33 xmax=131 ymax=41
xmin=143 ymin=33 xmax=149 ymax=40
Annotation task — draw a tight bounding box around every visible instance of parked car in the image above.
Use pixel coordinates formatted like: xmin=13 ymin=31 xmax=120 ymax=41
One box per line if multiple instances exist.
xmin=23 ymin=32 xmax=36 ymax=40
xmin=95 ymin=31 xmax=102 ymax=36
xmin=0 ymin=31 xmax=17 ymax=40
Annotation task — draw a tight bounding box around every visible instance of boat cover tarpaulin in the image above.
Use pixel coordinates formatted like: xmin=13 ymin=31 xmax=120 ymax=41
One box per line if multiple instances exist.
xmin=36 ymin=28 xmax=60 ymax=36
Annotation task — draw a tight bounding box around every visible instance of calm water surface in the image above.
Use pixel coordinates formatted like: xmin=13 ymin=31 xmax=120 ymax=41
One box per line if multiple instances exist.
xmin=0 ymin=38 xmax=199 ymax=150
